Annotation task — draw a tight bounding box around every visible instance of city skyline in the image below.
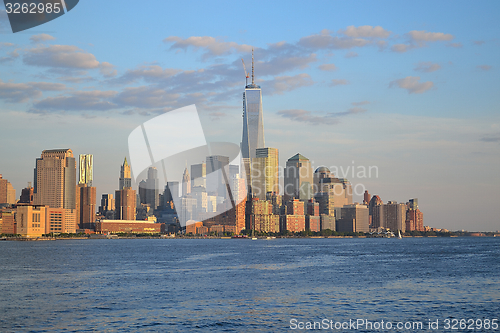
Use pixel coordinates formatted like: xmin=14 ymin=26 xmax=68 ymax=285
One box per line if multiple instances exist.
xmin=0 ymin=1 xmax=499 ymax=231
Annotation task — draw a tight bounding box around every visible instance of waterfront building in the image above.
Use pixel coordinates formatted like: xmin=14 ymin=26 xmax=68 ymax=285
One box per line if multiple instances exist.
xmin=96 ymin=219 xmax=163 ymax=234
xmin=115 ymin=187 xmax=136 ymax=220
xmin=33 ymin=149 xmax=76 ymax=210
xmin=77 ymin=154 xmax=96 ymax=229
xmin=16 ymin=205 xmax=45 ymax=238
xmin=337 ymin=204 xmax=369 ymax=233
xmin=369 ymin=195 xmax=384 ymax=228
xmin=320 ymin=215 xmax=336 ymax=231
xmin=76 ymin=184 xmax=96 ymax=229
xmin=384 ymin=201 xmax=406 ymax=232
xmin=406 ymin=198 xmax=424 ymax=231
xmin=0 ymin=208 xmax=16 ymax=234
xmin=284 ymin=154 xmax=313 ymax=201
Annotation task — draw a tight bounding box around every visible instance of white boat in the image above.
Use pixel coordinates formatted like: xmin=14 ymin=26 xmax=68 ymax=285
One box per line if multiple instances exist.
xmin=398 ymin=230 xmax=402 ymax=239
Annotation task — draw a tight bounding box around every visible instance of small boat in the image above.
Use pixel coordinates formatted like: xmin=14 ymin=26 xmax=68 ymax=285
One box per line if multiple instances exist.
xmin=398 ymin=230 xmax=402 ymax=239
xmin=251 ymin=237 xmax=258 ymax=240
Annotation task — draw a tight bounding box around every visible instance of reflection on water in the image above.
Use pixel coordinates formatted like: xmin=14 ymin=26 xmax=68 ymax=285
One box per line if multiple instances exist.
xmin=0 ymin=237 xmax=499 ymax=332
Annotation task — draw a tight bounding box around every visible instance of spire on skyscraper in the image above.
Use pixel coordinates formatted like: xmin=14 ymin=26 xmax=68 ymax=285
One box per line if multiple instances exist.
xmin=251 ymin=47 xmax=255 ymax=85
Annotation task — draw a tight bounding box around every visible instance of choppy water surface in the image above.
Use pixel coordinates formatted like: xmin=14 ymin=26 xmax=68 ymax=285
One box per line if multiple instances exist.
xmin=0 ymin=237 xmax=499 ymax=332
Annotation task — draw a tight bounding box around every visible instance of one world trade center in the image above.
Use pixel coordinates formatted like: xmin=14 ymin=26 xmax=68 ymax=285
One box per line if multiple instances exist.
xmin=241 ymin=49 xmax=265 ymax=159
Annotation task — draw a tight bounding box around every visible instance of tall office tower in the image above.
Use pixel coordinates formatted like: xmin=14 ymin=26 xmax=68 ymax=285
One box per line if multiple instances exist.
xmin=138 ymin=180 xmax=147 ymax=204
xmin=182 ymin=167 xmax=191 ymax=197
xmin=206 ymin=155 xmax=230 ymax=198
xmin=145 ymin=167 xmax=159 ymax=209
xmin=384 ymin=201 xmax=406 ymax=232
xmin=0 ymin=174 xmax=16 ymax=205
xmin=77 ymin=154 xmax=96 ymax=229
xmin=19 ymin=182 xmax=34 ymax=204
xmin=306 ymin=199 xmax=320 ymax=232
xmin=369 ymin=195 xmax=383 ymax=228
xmin=313 ymin=167 xmax=353 ymax=207
xmin=76 ymin=184 xmax=96 ymax=229
xmin=241 ymin=49 xmax=265 ymax=160
xmin=406 ymin=198 xmax=424 ymax=231
xmin=338 ymin=204 xmax=370 ymax=233
xmin=119 ymin=157 xmax=131 ymax=190
xmin=164 ymin=181 xmax=179 ymax=203
xmin=251 ymin=147 xmax=279 ymax=200
xmin=363 ymin=190 xmax=371 ymax=205
xmin=284 ymin=153 xmax=313 ymax=201
xmin=78 ymin=154 xmax=93 ymax=186
xmin=34 ymin=149 xmax=76 ymax=210
xmin=231 ymin=174 xmax=246 ymax=203
xmin=114 ymin=187 xmax=136 ymax=220
xmin=99 ymin=193 xmax=115 ymax=219
xmin=191 ymin=162 xmax=206 ymax=189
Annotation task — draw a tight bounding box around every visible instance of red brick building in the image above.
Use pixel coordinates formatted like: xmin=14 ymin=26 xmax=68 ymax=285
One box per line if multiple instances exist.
xmin=96 ymin=220 xmax=162 ymax=234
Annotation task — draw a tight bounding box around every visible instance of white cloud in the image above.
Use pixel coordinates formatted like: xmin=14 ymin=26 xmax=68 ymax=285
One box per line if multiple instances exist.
xmin=23 ymin=45 xmax=100 ymax=69
xmin=277 ymin=105 xmax=367 ymax=125
xmin=345 ymin=51 xmax=358 ymax=58
xmin=277 ymin=109 xmax=340 ymax=125
xmin=30 ymin=34 xmax=56 ymax=43
xmin=351 ymin=101 xmax=370 ymax=106
xmin=414 ymin=62 xmax=441 ymax=73
xmin=339 ymin=25 xmax=391 ymax=38
xmin=318 ymin=63 xmax=337 ymax=71
xmin=31 ymin=90 xmax=118 ymax=112
xmin=164 ymin=36 xmax=252 ymax=57
xmin=330 ymin=79 xmax=349 ymax=86
xmin=266 ymin=73 xmax=314 ymax=95
xmin=0 ymin=79 xmax=66 ymax=103
xmin=408 ymin=30 xmax=454 ymax=42
xmin=99 ymin=62 xmax=117 ymax=78
xmin=389 ymin=76 xmax=434 ymax=94
xmin=477 ymin=65 xmax=492 ymax=71
xmin=391 ymin=44 xmax=411 ymax=53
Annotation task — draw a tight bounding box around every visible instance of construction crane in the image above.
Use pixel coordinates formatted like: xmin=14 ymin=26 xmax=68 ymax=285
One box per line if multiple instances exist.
xmin=241 ymin=58 xmax=249 ymax=86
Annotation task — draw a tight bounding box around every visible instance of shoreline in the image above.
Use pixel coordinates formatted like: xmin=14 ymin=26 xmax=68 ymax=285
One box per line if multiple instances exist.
xmin=1 ymin=234 xmax=497 ymax=241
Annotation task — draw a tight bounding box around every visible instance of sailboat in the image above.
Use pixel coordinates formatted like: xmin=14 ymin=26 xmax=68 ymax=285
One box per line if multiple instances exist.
xmin=398 ymin=230 xmax=402 ymax=239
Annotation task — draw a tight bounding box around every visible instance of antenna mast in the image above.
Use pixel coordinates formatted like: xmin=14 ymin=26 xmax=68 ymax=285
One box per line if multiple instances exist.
xmin=251 ymin=47 xmax=255 ymax=85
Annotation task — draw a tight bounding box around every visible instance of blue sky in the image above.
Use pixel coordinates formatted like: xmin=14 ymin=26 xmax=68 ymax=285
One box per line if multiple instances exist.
xmin=0 ymin=0 xmax=499 ymax=231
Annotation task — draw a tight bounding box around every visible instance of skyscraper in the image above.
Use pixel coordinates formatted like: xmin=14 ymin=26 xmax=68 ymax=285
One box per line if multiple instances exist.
xmin=206 ymin=155 xmax=229 ymax=198
xmin=251 ymin=147 xmax=279 ymax=200
xmin=284 ymin=153 xmax=313 ymax=201
xmin=115 ymin=187 xmax=136 ymax=220
xmin=78 ymin=154 xmax=93 ymax=186
xmin=241 ymin=49 xmax=265 ymax=159
xmin=34 ymin=149 xmax=76 ymax=210
xmin=191 ymin=162 xmax=206 ymax=189
xmin=146 ymin=167 xmax=159 ymax=210
xmin=182 ymin=167 xmax=191 ymax=197
xmin=0 ymin=174 xmax=16 ymax=205
xmin=119 ymin=157 xmax=131 ymax=190
xmin=77 ymin=154 xmax=96 ymax=229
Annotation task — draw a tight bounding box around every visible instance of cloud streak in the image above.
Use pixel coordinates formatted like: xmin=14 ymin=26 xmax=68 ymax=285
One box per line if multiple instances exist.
xmin=390 ymin=76 xmax=434 ymax=94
